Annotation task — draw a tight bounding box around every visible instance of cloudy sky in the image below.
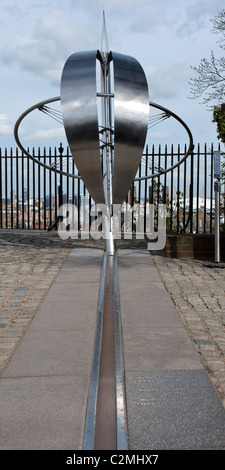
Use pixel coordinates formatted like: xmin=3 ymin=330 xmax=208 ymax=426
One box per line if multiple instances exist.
xmin=0 ymin=0 xmax=224 ymax=151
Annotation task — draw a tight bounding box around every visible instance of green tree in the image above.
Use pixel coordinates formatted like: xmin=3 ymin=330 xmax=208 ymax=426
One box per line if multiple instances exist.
xmin=212 ymin=104 xmax=225 ymax=232
xmin=212 ymin=104 xmax=225 ymax=183
xmin=213 ymin=103 xmax=225 ymax=143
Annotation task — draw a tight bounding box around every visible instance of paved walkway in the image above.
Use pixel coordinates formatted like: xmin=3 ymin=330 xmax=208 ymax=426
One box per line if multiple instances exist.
xmin=0 ymin=230 xmax=225 ymax=449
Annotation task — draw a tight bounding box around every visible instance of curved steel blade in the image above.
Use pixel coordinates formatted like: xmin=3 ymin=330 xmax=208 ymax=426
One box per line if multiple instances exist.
xmin=60 ymin=50 xmax=105 ymax=204
xmin=112 ymin=52 xmax=149 ymax=205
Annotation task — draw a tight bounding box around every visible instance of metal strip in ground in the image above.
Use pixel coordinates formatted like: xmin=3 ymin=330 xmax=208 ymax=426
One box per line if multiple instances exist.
xmin=94 ymin=254 xmax=117 ymax=450
xmin=82 ymin=251 xmax=128 ymax=450
xmin=82 ymin=252 xmax=107 ymax=450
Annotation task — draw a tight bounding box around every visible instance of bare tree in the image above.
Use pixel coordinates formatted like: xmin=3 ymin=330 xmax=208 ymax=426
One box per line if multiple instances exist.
xmin=189 ymin=9 xmax=225 ymax=108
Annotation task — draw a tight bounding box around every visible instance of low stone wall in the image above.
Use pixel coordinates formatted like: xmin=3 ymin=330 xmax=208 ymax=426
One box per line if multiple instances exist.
xmin=116 ymin=232 xmax=225 ymax=262
xmin=163 ymin=233 xmax=225 ymax=261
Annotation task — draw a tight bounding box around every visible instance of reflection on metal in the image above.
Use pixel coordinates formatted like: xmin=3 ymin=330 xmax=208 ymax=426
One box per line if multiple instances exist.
xmin=112 ymin=52 xmax=149 ymax=204
xmin=60 ymin=49 xmax=149 ymax=207
xmin=99 ymin=32 xmax=114 ymax=254
xmin=61 ymin=51 xmax=105 ymax=204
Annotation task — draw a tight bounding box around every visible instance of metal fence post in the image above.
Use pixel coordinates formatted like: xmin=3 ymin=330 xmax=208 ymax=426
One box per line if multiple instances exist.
xmin=58 ymin=143 xmax=63 ymax=207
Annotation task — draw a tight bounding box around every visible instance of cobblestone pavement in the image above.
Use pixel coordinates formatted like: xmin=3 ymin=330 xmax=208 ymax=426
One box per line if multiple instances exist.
xmin=152 ymin=254 xmax=225 ymax=408
xmin=0 ymin=229 xmax=225 ymax=411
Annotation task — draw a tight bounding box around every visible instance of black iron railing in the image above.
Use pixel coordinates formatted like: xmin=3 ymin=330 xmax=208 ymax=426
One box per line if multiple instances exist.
xmin=0 ymin=143 xmax=224 ymax=234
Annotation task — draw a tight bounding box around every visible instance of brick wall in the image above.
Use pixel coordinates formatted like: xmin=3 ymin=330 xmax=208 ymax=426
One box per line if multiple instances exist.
xmin=163 ymin=233 xmax=225 ymax=261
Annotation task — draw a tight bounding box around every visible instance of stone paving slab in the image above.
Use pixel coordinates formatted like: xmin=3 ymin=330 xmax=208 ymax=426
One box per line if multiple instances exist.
xmin=0 ymin=375 xmax=89 ymax=450
xmin=126 ymin=370 xmax=225 ymax=450
xmin=118 ymin=249 xmax=203 ymax=372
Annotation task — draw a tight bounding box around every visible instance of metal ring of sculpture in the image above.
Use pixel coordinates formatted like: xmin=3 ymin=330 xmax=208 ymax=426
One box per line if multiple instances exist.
xmin=14 ymin=96 xmax=79 ymax=180
xmin=14 ymin=96 xmax=194 ymax=182
xmin=138 ymin=101 xmax=194 ymax=180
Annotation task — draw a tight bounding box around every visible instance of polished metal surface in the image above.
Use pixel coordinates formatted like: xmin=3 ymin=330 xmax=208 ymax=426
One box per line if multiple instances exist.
xmin=112 ymin=52 xmax=149 ymax=204
xmin=100 ymin=50 xmax=115 ymax=253
xmin=60 ymin=49 xmax=149 ymax=207
xmin=61 ymin=51 xmax=105 ymax=204
xmin=94 ymin=254 xmax=117 ymax=450
xmin=82 ymin=252 xmax=128 ymax=450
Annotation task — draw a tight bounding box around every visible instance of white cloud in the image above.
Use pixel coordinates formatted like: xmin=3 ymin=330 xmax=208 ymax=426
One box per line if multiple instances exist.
xmin=24 ymin=127 xmax=66 ymax=141
xmin=1 ymin=7 xmax=99 ymax=85
xmin=2 ymin=0 xmax=223 ymax=87
xmin=149 ymin=129 xmax=176 ymax=140
xmin=2 ymin=30 xmax=62 ymax=85
xmin=126 ymin=0 xmax=225 ymax=40
xmin=146 ymin=63 xmax=189 ymax=101
xmin=0 ymin=114 xmax=13 ymax=135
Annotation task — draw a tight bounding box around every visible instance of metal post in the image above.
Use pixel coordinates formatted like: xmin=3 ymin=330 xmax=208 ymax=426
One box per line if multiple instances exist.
xmin=101 ymin=17 xmax=114 ymax=255
xmin=214 ymin=150 xmax=221 ymax=263
xmin=214 ymin=179 xmax=221 ymax=263
xmin=58 ymin=143 xmax=63 ymax=208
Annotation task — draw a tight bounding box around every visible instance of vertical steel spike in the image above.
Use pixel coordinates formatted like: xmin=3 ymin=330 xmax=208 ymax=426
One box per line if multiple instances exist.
xmin=101 ymin=10 xmax=109 ymax=62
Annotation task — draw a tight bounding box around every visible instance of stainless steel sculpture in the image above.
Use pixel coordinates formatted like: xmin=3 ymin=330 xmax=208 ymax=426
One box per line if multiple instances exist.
xmin=60 ymin=18 xmax=149 ymax=253
xmin=14 ymin=13 xmax=194 ymax=254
